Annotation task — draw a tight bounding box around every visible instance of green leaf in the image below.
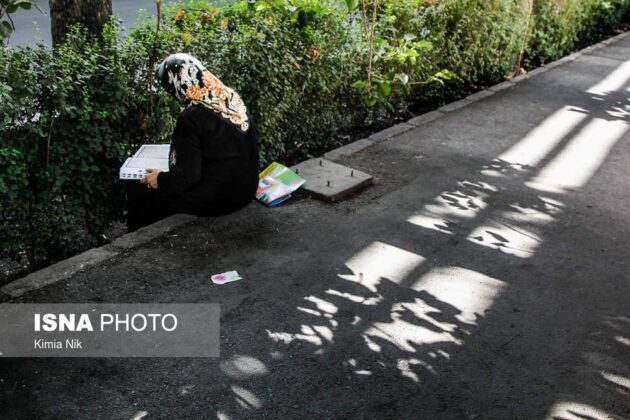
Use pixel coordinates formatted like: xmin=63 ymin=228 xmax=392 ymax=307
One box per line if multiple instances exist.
xmin=344 ymin=0 xmax=359 ymax=12
xmin=433 ymin=69 xmax=457 ymax=81
xmin=414 ymin=40 xmax=432 ymax=50
xmin=18 ymin=1 xmax=33 ymax=10
xmin=378 ymin=82 xmax=391 ymax=97
xmin=0 ymin=20 xmax=13 ymax=38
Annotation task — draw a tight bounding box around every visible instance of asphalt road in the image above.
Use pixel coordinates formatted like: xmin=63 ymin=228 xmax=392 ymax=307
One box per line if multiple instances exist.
xmin=0 ymin=34 xmax=629 ymax=420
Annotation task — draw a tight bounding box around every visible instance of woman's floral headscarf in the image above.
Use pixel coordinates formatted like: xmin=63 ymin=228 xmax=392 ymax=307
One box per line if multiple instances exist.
xmin=155 ymin=53 xmax=250 ymax=133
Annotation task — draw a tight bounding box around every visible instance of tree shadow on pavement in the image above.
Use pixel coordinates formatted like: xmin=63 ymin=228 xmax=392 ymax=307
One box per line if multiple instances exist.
xmin=1 ymin=55 xmax=630 ymax=420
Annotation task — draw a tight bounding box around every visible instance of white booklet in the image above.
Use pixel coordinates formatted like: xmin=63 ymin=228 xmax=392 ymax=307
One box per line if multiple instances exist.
xmin=119 ymin=144 xmax=170 ymax=180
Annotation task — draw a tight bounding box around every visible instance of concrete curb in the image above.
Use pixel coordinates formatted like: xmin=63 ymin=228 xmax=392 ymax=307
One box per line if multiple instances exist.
xmin=322 ymin=138 xmax=375 ymax=161
xmin=2 ymin=29 xmax=627 ymax=298
xmin=407 ymin=110 xmax=444 ymax=126
xmin=1 ymin=214 xmax=198 ymax=297
xmin=439 ymin=98 xmax=472 ymax=113
xmin=1 ymin=247 xmax=119 ymax=298
xmin=489 ymin=81 xmax=515 ymax=92
xmin=367 ymin=122 xmax=414 ymax=143
xmin=320 ymin=29 xmax=630 ymax=164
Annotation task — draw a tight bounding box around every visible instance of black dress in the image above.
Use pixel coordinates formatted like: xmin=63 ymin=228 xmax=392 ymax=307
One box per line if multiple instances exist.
xmin=127 ymin=104 xmax=259 ymax=231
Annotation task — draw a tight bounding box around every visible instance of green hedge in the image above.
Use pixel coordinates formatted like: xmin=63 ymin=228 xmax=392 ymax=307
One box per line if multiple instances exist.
xmin=528 ymin=0 xmax=630 ymax=65
xmin=1 ymin=0 xmax=629 ymax=269
xmin=0 ymin=28 xmax=155 ymax=263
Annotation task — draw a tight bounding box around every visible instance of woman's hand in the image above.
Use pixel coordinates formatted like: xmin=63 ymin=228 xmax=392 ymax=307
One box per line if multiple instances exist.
xmin=141 ymin=169 xmax=161 ymax=189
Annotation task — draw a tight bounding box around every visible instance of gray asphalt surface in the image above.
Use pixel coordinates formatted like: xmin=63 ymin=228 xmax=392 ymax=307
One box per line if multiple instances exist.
xmin=1 ymin=35 xmax=629 ymax=419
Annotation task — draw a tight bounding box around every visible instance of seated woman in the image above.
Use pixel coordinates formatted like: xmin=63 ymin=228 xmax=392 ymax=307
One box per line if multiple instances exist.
xmin=127 ymin=53 xmax=259 ymax=231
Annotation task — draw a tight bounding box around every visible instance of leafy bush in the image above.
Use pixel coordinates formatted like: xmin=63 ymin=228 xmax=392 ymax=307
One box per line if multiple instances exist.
xmin=527 ymin=0 xmax=630 ymax=65
xmin=1 ymin=0 xmax=629 ymax=271
xmin=130 ymin=0 xmax=364 ymax=163
xmin=385 ymin=0 xmax=532 ymax=107
xmin=0 ymin=25 xmax=161 ymax=265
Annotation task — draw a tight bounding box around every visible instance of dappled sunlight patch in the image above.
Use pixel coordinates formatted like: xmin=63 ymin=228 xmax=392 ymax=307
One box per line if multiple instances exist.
xmin=266 ymin=331 xmax=297 ymax=345
xmin=430 ymin=190 xmax=490 ymax=215
xmin=267 ymin=295 xmax=344 ymax=349
xmin=304 ymin=296 xmax=338 ymax=315
xmin=436 ymin=349 xmax=450 ymax=360
xmin=406 ymin=213 xmax=459 ymax=235
xmin=345 ymin=358 xmax=373 ymax=376
xmin=325 ymin=288 xmax=382 ymax=306
xmin=587 ymin=59 xmax=630 ymax=96
xmin=467 ymin=202 xmax=561 ymax=259
xmin=363 ymin=316 xmax=461 ymax=353
xmin=361 ymin=289 xmax=473 ymax=353
xmin=296 ymin=327 xmax=323 ymax=346
xmin=407 ymin=182 xmax=493 ymax=235
xmin=393 ymin=299 xmax=459 ymax=334
xmin=362 ymin=334 xmax=383 ymax=352
xmin=614 ymin=336 xmax=630 ymax=347
xmin=296 ymin=306 xmax=322 ymax=317
xmin=230 ymin=385 xmax=262 ymax=409
xmin=608 ymin=105 xmax=629 ymax=120
xmin=412 ymin=267 xmax=506 ymax=325
xmin=480 ymin=159 xmax=531 ymax=178
xmin=266 ymin=323 xmax=332 ymax=347
xmin=467 ymin=220 xmax=543 ymax=258
xmin=129 ymin=411 xmax=148 ymax=420
xmin=498 ymin=106 xmax=588 ymax=168
xmin=601 ymin=371 xmax=630 ymax=390
xmin=502 ymin=202 xmax=559 ymax=224
xmin=538 ymin=196 xmax=565 ymax=212
xmin=312 ymin=325 xmax=334 ymax=342
xmin=220 ymin=355 xmax=268 ymax=380
xmin=420 ymin=188 xmax=563 ymax=260
xmin=353 ymin=370 xmax=373 ymax=376
xmin=340 ymin=241 xmax=426 ymax=292
xmin=526 ymin=118 xmax=630 ymax=194
xmin=397 ymin=358 xmax=437 ymax=382
xmin=216 ymin=410 xmax=231 ymax=420
xmin=301 ymin=324 xmax=317 ymax=335
xmin=545 ymin=400 xmax=619 ymax=420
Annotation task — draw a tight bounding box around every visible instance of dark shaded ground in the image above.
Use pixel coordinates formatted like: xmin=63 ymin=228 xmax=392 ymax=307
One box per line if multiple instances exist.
xmin=1 ymin=36 xmax=629 ymax=419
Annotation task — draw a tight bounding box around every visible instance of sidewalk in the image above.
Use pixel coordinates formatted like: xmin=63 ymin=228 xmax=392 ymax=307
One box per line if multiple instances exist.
xmin=2 ymin=34 xmax=630 ymax=419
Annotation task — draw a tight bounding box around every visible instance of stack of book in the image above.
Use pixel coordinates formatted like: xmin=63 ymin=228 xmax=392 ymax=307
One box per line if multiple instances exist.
xmin=256 ymin=162 xmax=305 ymax=207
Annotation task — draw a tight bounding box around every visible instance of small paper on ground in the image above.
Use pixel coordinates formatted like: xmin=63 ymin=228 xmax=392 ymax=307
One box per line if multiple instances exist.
xmin=211 ymin=271 xmax=242 ymax=285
